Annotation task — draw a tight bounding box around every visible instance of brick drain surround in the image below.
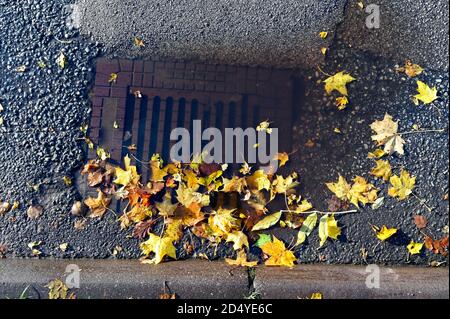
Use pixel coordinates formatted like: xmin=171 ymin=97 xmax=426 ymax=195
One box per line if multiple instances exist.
xmin=90 ymin=58 xmax=303 ymax=179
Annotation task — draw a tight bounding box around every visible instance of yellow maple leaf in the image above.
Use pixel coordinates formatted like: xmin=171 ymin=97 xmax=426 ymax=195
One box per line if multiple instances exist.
xmin=47 ymin=279 xmax=76 ymax=299
xmin=319 ymin=31 xmax=328 ymax=39
xmin=164 ymin=219 xmax=184 ymax=243
xmin=370 ymin=113 xmax=405 ymax=155
xmin=318 ymin=214 xmax=341 ymax=246
xmin=149 ymin=158 xmax=167 ymax=182
xmin=209 ymin=208 xmax=240 ymax=236
xmin=239 ymin=161 xmax=252 ymax=175
xmin=324 ymin=72 xmax=356 ymax=96
xmin=271 ymin=173 xmax=299 ymax=195
xmin=367 ymin=148 xmax=386 ymax=159
xmin=373 ymin=225 xmax=397 ymax=241
xmin=396 ymin=60 xmax=423 ymax=78
xmin=222 ymin=176 xmax=246 ymax=193
xmin=176 ymin=183 xmax=210 ymax=208
xmin=295 ymin=199 xmax=313 ymax=213
xmin=225 ymin=250 xmax=258 ymax=267
xmin=326 ymin=175 xmax=351 ymax=199
xmin=246 ymin=169 xmax=271 ymax=191
xmin=413 ymin=80 xmax=438 ymax=105
xmin=310 ymin=292 xmax=323 ymax=299
xmin=183 ymin=169 xmax=200 ymax=191
xmin=124 ymin=204 xmax=152 ymax=224
xmin=114 ymin=161 xmax=133 ymax=186
xmin=114 ymin=155 xmax=140 ymax=186
xmin=156 ymin=192 xmax=178 ymax=217
xmin=370 ymin=159 xmax=392 ymax=181
xmin=327 ymin=175 xmax=377 ymax=207
xmin=226 ymin=231 xmax=249 ymax=250
xmin=109 ymin=73 xmax=118 ymax=84
xmin=335 ymin=96 xmax=349 ymax=110
xmin=407 ymin=241 xmax=423 ymax=255
xmin=84 ymin=190 xmax=111 ymax=218
xmin=274 ymin=152 xmax=289 ymax=167
xmin=96 ymin=146 xmax=110 ymax=160
xmin=347 ymin=176 xmax=378 ymax=207
xmin=260 ymin=236 xmax=296 ymax=267
xmin=63 ymin=176 xmax=72 ymax=186
xmin=251 ymin=211 xmax=282 ymax=231
xmin=140 ymin=233 xmax=176 ymax=264
xmin=388 ymin=169 xmax=415 ymax=200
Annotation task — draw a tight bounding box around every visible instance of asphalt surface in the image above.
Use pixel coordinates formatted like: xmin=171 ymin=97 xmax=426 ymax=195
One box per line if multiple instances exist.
xmin=75 ymin=0 xmax=346 ymax=69
xmin=287 ymin=36 xmax=449 ymax=265
xmin=0 ymin=0 xmax=448 ymax=265
xmin=340 ymin=0 xmax=449 ymax=71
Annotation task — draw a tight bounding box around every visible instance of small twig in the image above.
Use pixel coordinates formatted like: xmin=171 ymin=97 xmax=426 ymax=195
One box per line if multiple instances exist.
xmin=128 ymin=153 xmax=152 ymax=172
xmin=104 ymin=206 xmax=118 ymax=216
xmin=286 ymin=236 xmax=297 ymax=251
xmin=399 ymin=128 xmax=445 ymax=136
xmin=283 ymin=192 xmax=290 ymax=211
xmin=372 ymin=241 xmax=382 ymax=255
xmin=159 ymin=216 xmax=166 ymax=237
xmin=316 ymin=65 xmax=333 ymax=77
xmin=128 ymin=152 xmax=152 ymax=165
xmin=412 ymin=192 xmax=433 ymax=212
xmin=54 ymin=37 xmax=74 ymax=44
xmin=431 ymin=104 xmax=443 ymax=118
xmin=280 ymin=209 xmax=358 ymax=215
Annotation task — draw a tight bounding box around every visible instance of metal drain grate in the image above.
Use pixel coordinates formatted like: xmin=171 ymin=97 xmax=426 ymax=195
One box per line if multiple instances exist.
xmin=89 ymin=59 xmax=302 ymax=178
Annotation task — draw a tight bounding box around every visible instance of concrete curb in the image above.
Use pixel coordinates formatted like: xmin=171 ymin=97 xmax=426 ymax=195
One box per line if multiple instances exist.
xmin=0 ymin=259 xmax=249 ymax=299
xmin=1 ymin=259 xmax=448 ymax=299
xmin=253 ymin=264 xmax=449 ymax=299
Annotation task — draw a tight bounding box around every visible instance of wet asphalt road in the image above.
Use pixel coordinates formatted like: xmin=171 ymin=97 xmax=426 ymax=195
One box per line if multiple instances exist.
xmin=0 ymin=0 xmax=448 ymax=265
xmin=287 ymin=36 xmax=449 ymax=265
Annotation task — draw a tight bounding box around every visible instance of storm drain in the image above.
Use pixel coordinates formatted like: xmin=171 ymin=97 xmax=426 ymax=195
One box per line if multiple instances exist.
xmin=89 ymin=59 xmax=302 ymax=179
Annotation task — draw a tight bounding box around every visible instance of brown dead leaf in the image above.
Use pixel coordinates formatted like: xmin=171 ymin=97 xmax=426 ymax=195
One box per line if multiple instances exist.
xmin=413 ymin=215 xmax=427 ymax=229
xmin=305 ymin=139 xmax=315 ymax=148
xmin=74 ymin=219 xmax=86 ymax=231
xmin=327 ymin=195 xmax=349 ymax=212
xmin=0 ymin=244 xmax=7 ymax=258
xmin=0 ymin=202 xmax=11 ymax=215
xmin=158 ymin=293 xmax=176 ymax=299
xmin=27 ymin=205 xmax=43 ymax=219
xmin=84 ymin=191 xmax=111 ymax=218
xmin=424 ymin=235 xmax=448 ymax=256
xmin=71 ymin=201 xmax=86 ymax=217
xmin=132 ymin=219 xmax=156 ymax=239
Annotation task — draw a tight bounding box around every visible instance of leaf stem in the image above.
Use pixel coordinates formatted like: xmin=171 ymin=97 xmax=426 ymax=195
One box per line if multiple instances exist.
xmin=280 ymin=209 xmax=358 ymax=215
xmin=316 ymin=65 xmax=333 ymax=77
xmin=399 ymin=128 xmax=445 ymax=135
xmin=412 ymin=192 xmax=433 ymax=212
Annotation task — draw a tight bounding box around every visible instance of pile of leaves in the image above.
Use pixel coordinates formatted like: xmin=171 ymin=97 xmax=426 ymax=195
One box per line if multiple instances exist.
xmin=82 ymin=150 xmax=329 ymax=267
